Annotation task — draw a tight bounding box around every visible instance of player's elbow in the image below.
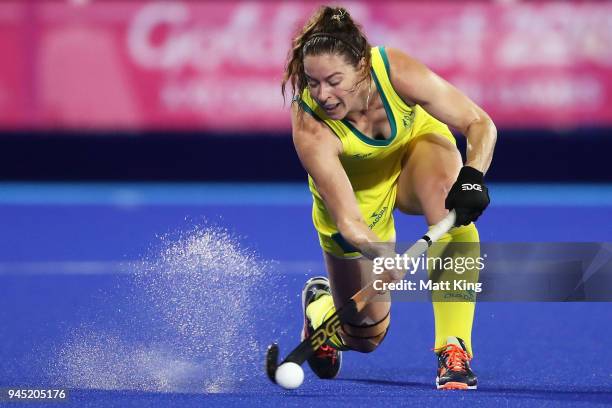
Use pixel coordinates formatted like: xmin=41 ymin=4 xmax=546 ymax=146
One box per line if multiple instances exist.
xmin=466 ymin=111 xmax=496 ymax=138
xmin=482 ymin=114 xmax=497 ymax=138
xmin=459 ymin=111 xmax=497 ymax=145
xmin=481 ymin=115 xmax=498 ymax=150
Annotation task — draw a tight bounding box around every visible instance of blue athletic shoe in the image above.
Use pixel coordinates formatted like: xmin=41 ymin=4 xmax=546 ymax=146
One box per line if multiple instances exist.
xmin=435 ymin=336 xmax=477 ymax=390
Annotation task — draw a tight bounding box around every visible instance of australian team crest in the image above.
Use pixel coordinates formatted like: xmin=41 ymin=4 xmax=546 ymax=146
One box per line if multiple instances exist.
xmin=402 ymin=108 xmax=415 ymax=129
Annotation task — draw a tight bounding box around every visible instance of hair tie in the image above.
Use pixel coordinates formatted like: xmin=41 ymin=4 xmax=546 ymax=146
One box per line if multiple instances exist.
xmin=331 ymin=9 xmax=346 ymax=22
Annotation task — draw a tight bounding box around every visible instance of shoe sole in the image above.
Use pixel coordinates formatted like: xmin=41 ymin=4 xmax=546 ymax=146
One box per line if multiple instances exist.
xmin=436 ymin=377 xmax=477 ymax=390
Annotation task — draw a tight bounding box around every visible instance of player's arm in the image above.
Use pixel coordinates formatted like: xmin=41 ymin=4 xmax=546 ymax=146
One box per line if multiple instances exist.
xmin=291 ymin=104 xmax=393 ymax=259
xmin=386 ymin=47 xmax=495 ymax=225
xmin=385 ymin=47 xmax=496 ymax=174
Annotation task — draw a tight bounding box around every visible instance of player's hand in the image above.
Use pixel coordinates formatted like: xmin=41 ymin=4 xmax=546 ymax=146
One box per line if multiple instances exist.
xmin=386 ymin=266 xmax=404 ymax=282
xmin=373 ymin=266 xmax=404 ymax=296
xmin=445 ymin=166 xmax=490 ymax=226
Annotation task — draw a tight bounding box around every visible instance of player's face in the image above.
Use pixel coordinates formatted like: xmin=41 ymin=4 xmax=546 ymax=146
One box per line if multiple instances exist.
xmin=303 ymin=53 xmax=364 ymax=120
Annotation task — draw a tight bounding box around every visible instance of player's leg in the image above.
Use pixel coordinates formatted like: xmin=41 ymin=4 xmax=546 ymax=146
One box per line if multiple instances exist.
xmin=324 ymin=252 xmax=391 ymax=352
xmin=396 ymin=133 xmax=479 ymax=389
xmin=303 ymin=251 xmax=391 ymax=378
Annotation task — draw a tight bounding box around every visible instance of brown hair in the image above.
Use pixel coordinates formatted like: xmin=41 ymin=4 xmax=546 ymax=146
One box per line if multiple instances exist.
xmin=281 ymin=6 xmax=372 ymax=107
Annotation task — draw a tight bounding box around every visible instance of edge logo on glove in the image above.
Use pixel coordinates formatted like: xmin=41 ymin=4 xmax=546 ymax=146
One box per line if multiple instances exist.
xmin=461 ymin=184 xmax=482 ymax=191
xmin=446 ymin=166 xmax=490 ymax=226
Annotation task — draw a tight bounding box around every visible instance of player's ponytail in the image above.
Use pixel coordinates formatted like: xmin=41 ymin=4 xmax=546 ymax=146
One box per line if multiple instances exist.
xmin=282 ymin=6 xmax=372 ymax=107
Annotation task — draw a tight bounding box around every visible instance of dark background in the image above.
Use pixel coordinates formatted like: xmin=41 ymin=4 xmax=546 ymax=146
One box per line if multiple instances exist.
xmin=2 ymin=128 xmax=609 ymax=181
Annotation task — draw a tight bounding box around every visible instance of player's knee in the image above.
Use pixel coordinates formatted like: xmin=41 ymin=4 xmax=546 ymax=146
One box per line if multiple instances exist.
xmin=341 ymin=312 xmax=390 ymax=353
xmin=419 ymin=174 xmax=458 ymax=225
xmin=431 ymin=173 xmax=456 ymax=199
xmin=343 ymin=327 xmax=389 ymax=353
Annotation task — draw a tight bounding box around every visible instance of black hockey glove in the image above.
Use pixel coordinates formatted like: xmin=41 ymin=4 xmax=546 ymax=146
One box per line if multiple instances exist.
xmin=445 ymin=166 xmax=490 ymax=226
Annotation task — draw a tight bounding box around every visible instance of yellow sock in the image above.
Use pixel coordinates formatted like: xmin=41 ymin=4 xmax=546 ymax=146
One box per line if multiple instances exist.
xmin=428 ymin=223 xmax=480 ymax=356
xmin=305 ymin=293 xmax=345 ymax=349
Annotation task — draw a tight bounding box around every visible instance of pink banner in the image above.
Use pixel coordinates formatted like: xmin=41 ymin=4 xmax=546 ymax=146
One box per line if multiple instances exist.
xmin=1 ymin=0 xmax=611 ymax=131
xmin=0 ymin=3 xmax=28 ymax=127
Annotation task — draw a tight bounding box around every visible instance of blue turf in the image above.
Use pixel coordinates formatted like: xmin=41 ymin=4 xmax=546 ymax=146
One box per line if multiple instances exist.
xmin=0 ymin=183 xmax=611 ymax=407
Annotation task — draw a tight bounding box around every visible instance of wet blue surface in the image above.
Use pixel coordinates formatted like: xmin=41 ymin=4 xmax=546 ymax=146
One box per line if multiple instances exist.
xmin=0 ymin=183 xmax=611 ymax=407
